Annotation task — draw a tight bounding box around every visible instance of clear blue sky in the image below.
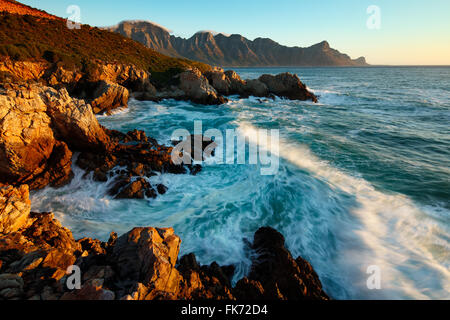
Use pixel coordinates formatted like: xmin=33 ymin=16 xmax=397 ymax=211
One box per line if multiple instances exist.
xmin=20 ymin=0 xmax=450 ymax=65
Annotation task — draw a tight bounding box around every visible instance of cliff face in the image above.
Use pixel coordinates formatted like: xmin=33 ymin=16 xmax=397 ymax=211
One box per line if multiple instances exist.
xmin=108 ymin=21 xmax=368 ymax=67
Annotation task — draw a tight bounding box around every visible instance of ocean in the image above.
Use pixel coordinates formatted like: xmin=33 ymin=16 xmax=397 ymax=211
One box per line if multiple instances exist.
xmin=31 ymin=66 xmax=450 ymax=299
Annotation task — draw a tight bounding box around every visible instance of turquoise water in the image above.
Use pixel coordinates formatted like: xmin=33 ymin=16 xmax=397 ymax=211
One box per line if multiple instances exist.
xmin=31 ymin=67 xmax=450 ymax=299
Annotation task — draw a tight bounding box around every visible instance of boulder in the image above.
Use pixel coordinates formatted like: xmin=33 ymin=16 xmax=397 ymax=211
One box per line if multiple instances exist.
xmin=244 ymin=79 xmax=269 ymax=97
xmin=109 ymin=227 xmax=182 ymax=299
xmin=178 ymin=68 xmax=228 ymax=105
xmin=90 ymin=80 xmax=129 ymax=114
xmin=224 ymin=70 xmax=247 ymax=94
xmin=258 ymin=73 xmax=318 ymax=102
xmin=204 ymin=70 xmax=231 ymax=95
xmin=41 ymin=86 xmax=111 ymax=151
xmin=114 ymin=178 xmax=156 ymax=199
xmin=243 ymin=227 xmax=329 ymax=300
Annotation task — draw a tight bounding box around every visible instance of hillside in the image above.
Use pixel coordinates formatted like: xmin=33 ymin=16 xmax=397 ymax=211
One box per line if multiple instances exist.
xmin=0 ymin=12 xmax=211 ymax=83
xmin=0 ymin=0 xmax=60 ymax=20
xmin=108 ymin=20 xmax=368 ymax=67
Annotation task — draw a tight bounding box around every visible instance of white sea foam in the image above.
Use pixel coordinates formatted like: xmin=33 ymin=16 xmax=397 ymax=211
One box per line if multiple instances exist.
xmin=238 ymin=122 xmax=450 ymax=299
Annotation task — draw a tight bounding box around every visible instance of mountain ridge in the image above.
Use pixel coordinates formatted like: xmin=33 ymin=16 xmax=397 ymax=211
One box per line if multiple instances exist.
xmin=107 ymin=20 xmax=368 ymax=67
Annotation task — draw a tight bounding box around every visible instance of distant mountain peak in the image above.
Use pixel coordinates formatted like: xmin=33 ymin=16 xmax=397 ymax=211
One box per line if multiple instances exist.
xmin=195 ymin=30 xmax=231 ymax=37
xmin=105 ymin=20 xmax=173 ymax=34
xmin=108 ymin=20 xmax=368 ymax=67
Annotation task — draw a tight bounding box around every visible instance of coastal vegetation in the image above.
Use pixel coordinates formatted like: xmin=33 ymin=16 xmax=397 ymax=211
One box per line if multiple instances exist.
xmin=0 ymin=13 xmax=211 ymax=83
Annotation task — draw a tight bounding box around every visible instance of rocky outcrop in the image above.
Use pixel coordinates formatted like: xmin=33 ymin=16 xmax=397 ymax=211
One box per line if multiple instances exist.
xmin=0 ymin=84 xmax=73 ymax=187
xmin=41 ymin=86 xmax=111 ymax=151
xmin=204 ymin=70 xmax=231 ymax=95
xmin=0 ymin=187 xmax=329 ymax=301
xmin=0 ymin=82 xmax=203 ymax=198
xmin=259 ymin=73 xmax=318 ymax=102
xmin=77 ymin=128 xmax=201 ymax=199
xmin=90 ymin=81 xmax=129 ymax=114
xmin=0 ymin=83 xmax=112 ymax=188
xmin=93 ymin=63 xmax=151 ymax=91
xmin=0 ymin=58 xmax=48 ymax=81
xmin=234 ymin=227 xmax=329 ymax=300
xmin=206 ymin=69 xmax=317 ymax=102
xmin=176 ymin=68 xmax=227 ymax=105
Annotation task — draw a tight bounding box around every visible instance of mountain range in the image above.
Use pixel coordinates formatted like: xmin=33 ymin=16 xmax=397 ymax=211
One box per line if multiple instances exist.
xmin=107 ymin=20 xmax=368 ymax=67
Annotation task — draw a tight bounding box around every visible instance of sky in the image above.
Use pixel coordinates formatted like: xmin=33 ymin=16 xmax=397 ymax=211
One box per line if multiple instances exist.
xmin=20 ymin=0 xmax=450 ymax=65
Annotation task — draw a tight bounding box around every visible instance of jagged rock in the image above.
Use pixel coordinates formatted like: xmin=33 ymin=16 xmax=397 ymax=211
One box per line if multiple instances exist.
xmin=110 ymin=227 xmax=182 ymax=299
xmin=0 ymin=274 xmax=24 ymax=300
xmin=41 ymin=86 xmax=111 ymax=151
xmin=178 ymin=68 xmax=228 ymax=105
xmin=90 ymin=80 xmax=129 ymax=114
xmin=114 ymin=178 xmax=156 ymax=199
xmin=244 ymin=227 xmax=329 ymax=300
xmin=0 ymin=187 xmax=328 ymax=301
xmin=0 ymin=84 xmax=57 ymax=184
xmin=258 ymin=73 xmax=318 ymax=102
xmin=0 ymin=185 xmax=33 ymax=234
xmin=46 ymin=65 xmax=82 ymax=88
xmin=27 ymin=141 xmax=73 ymax=190
xmin=94 ymin=63 xmax=151 ymax=91
xmin=204 ymin=70 xmax=317 ymax=102
xmin=205 ymin=70 xmax=231 ymax=95
xmin=0 ymin=84 xmax=114 ymax=188
xmin=156 ymin=184 xmax=167 ymax=195
xmin=224 ymin=70 xmax=247 ymax=94
xmin=0 ymin=58 xmax=48 ymax=81
xmin=177 ymin=254 xmax=235 ymax=300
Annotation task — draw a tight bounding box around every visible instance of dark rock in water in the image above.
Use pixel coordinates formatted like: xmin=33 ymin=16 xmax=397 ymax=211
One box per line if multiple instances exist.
xmin=114 ymin=178 xmax=149 ymax=199
xmin=203 ymin=69 xmax=317 ymax=102
xmin=156 ymin=184 xmax=168 ymax=195
xmin=240 ymin=227 xmax=329 ymax=300
xmin=0 ymin=187 xmax=329 ymax=300
xmin=244 ymin=79 xmax=269 ymax=97
xmin=76 ymin=128 xmax=196 ymax=199
xmin=258 ymin=73 xmax=318 ymax=102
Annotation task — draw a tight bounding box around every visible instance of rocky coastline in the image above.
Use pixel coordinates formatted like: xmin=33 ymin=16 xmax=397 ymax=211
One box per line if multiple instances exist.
xmin=0 ymin=30 xmax=326 ymax=300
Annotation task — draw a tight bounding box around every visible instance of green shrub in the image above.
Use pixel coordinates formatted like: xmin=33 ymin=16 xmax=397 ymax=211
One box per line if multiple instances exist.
xmin=0 ymin=13 xmax=212 ymax=85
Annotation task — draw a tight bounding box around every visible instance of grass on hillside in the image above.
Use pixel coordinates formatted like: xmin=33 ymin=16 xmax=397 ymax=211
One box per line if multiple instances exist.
xmin=0 ymin=13 xmax=211 ymax=84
